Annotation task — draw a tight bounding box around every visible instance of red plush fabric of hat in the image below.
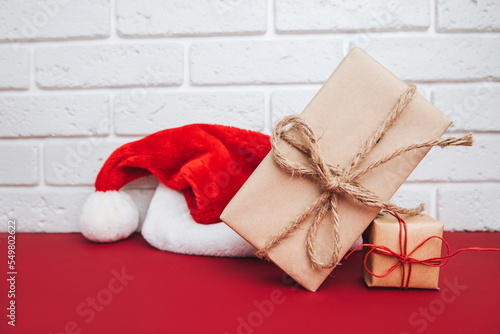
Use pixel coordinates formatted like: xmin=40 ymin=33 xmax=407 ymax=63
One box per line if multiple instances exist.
xmin=80 ymin=124 xmax=270 ymax=242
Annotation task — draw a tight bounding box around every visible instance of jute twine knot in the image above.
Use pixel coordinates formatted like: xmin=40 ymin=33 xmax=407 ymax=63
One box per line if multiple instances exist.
xmin=255 ymin=85 xmax=474 ymax=270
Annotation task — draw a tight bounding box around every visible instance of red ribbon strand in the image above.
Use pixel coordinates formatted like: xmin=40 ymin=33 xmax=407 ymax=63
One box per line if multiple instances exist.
xmin=345 ymin=211 xmax=500 ymax=289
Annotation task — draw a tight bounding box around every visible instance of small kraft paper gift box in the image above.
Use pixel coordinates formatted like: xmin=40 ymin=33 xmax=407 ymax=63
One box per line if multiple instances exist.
xmin=361 ymin=212 xmax=444 ymax=290
xmin=221 ymin=48 xmax=472 ymax=292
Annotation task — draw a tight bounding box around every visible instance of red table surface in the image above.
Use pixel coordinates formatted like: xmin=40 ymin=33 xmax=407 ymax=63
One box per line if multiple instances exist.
xmin=1 ymin=232 xmax=499 ymax=334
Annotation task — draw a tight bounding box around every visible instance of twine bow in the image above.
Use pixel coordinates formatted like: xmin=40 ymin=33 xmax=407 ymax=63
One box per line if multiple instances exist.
xmin=255 ymin=85 xmax=474 ymax=270
xmin=345 ymin=211 xmax=500 ymax=289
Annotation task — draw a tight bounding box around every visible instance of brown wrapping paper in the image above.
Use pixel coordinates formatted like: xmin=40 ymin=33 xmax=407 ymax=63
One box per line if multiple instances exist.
xmin=220 ymin=48 xmax=452 ymax=292
xmin=363 ymin=213 xmax=444 ymax=289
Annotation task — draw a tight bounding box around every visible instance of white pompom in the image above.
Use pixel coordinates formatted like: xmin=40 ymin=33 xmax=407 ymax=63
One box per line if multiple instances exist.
xmin=79 ymin=190 xmax=139 ymax=242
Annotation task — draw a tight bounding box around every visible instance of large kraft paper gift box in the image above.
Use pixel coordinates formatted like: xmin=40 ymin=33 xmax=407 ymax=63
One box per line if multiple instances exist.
xmin=362 ymin=212 xmax=444 ymax=289
xmin=221 ymin=48 xmax=453 ymax=292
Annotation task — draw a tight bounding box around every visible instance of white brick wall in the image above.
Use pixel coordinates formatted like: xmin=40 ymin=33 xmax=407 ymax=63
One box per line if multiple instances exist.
xmin=0 ymin=145 xmax=39 ymax=185
xmin=44 ymin=141 xmax=125 ymax=186
xmin=114 ymin=91 xmax=265 ymax=135
xmin=408 ymin=134 xmax=500 ymax=182
xmin=275 ymin=0 xmax=430 ymax=33
xmin=190 ymin=40 xmax=343 ymax=85
xmin=0 ymin=189 xmax=154 ymax=232
xmin=116 ymin=0 xmax=267 ymax=37
xmin=0 ymin=0 xmax=498 ymax=233
xmin=432 ymin=84 xmax=500 ymax=132
xmin=438 ymin=185 xmax=500 ymax=231
xmin=0 ymin=94 xmax=109 ymax=137
xmin=0 ymin=48 xmax=30 ymax=89
xmin=0 ymin=0 xmax=110 ymax=41
xmin=36 ymin=44 xmax=184 ymax=88
xmin=436 ymin=0 xmax=500 ymax=32
xmin=351 ymin=36 xmax=500 ymax=81
xmin=271 ymin=89 xmax=318 ymax=123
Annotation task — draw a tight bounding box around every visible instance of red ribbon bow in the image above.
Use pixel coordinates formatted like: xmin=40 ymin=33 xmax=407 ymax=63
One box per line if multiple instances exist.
xmin=345 ymin=211 xmax=500 ymax=289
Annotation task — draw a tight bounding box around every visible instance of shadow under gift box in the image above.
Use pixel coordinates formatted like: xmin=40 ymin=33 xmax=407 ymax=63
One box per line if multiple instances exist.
xmin=220 ymin=47 xmax=453 ymax=292
xmin=363 ymin=213 xmax=444 ymax=289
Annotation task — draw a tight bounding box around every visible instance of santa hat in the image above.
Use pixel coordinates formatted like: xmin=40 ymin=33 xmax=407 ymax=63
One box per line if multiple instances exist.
xmin=80 ymin=124 xmax=271 ymax=244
